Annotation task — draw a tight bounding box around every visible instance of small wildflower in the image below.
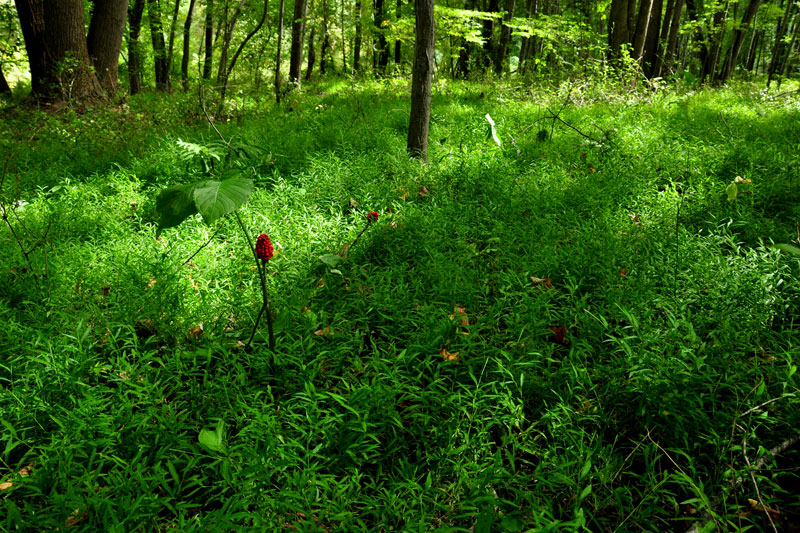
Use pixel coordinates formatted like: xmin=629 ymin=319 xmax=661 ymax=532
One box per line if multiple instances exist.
xmin=255 ymin=233 xmax=274 ymax=262
xmin=367 ymin=211 xmax=380 ymax=223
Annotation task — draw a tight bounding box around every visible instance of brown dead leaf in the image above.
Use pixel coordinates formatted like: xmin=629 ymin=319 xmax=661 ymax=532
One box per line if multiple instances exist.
xmin=74 ymin=278 xmax=82 ymax=293
xmin=418 ymin=186 xmax=429 ymax=197
xmin=440 ymin=347 xmax=459 ymax=361
xmin=399 ymin=188 xmax=409 ymax=200
xmin=748 ymin=498 xmax=780 ymax=518
xmin=390 ymin=220 xmax=404 ymax=229
xmin=65 ymin=509 xmax=88 ymax=527
xmin=0 ymin=482 xmax=11 ymax=490
xmin=100 ymin=285 xmax=111 ymax=297
xmin=734 ymin=176 xmax=752 ymax=184
xmin=449 ymin=306 xmax=469 ymax=326
xmin=300 ymin=306 xmax=313 ymax=313
xmin=187 ymin=323 xmax=204 ymax=341
xmin=146 ymin=277 xmax=157 ymax=289
xmin=1 ymin=464 xmax=34 ymax=491
xmin=628 ymin=213 xmax=643 ymax=226
xmin=314 ymin=326 xmax=333 ymax=337
xmin=349 ymin=197 xmax=359 ymax=209
xmin=316 ymin=278 xmax=325 ymax=288
xmin=530 ymin=276 xmax=553 ymax=289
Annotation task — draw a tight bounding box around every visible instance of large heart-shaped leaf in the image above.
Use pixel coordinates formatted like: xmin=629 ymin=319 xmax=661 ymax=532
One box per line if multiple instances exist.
xmin=198 ymin=420 xmax=226 ymax=453
xmin=193 ymin=178 xmax=253 ymax=224
xmin=156 ymin=183 xmax=199 ymax=236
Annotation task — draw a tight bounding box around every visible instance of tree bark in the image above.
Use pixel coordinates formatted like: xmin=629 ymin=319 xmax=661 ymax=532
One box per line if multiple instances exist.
xmin=641 ymin=0 xmax=663 ymax=76
xmin=165 ymin=0 xmax=181 ymax=84
xmin=276 ymin=0 xmax=285 ymax=101
xmin=455 ymin=0 xmax=478 ymax=78
xmin=703 ymin=0 xmax=728 ymax=82
xmin=16 ymin=0 xmax=105 ymax=102
xmin=767 ymin=0 xmax=794 ymax=87
xmin=495 ymin=0 xmax=516 ymax=74
xmin=719 ymin=0 xmax=763 ymax=81
xmin=181 ymin=0 xmax=197 ymax=90
xmin=289 ymin=0 xmax=308 ymax=85
xmin=631 ymin=0 xmax=654 ymax=62
xmin=87 ymin=0 xmax=129 ymax=94
xmin=354 ymin=0 xmax=362 ymax=72
xmin=305 ymin=26 xmax=317 ymax=80
xmin=407 ymin=0 xmax=434 ymax=161
xmin=128 ymin=0 xmax=146 ymax=94
xmin=609 ymin=0 xmax=630 ymax=63
xmin=518 ymin=0 xmax=537 ymax=74
xmin=217 ymin=0 xmax=247 ymax=85
xmin=321 ymin=0 xmax=331 ymax=74
xmin=148 ymin=0 xmax=169 ymax=90
xmin=481 ymin=0 xmax=500 ymax=69
xmin=203 ymin=0 xmax=214 ymax=79
xmin=374 ymin=0 xmax=390 ymax=75
xmin=394 ymin=0 xmax=402 ymax=66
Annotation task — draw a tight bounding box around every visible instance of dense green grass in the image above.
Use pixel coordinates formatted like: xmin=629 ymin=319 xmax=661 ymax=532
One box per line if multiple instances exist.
xmin=1 ymin=80 xmax=799 ymax=531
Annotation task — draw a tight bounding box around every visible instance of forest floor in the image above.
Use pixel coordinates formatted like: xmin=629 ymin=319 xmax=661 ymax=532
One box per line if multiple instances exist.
xmin=1 ymin=79 xmax=800 ymax=531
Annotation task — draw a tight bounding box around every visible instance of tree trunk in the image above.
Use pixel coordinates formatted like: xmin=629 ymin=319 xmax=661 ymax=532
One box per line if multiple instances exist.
xmin=518 ymin=0 xmax=537 ymax=74
xmin=374 ymin=0 xmax=390 ymax=75
xmin=224 ymin=0 xmax=270 ymax=97
xmin=165 ymin=0 xmax=181 ymax=83
xmin=305 ymin=26 xmax=317 ymax=80
xmin=394 ymin=0 xmax=402 ymax=66
xmin=354 ymin=0 xmax=362 ymax=72
xmin=16 ymin=0 xmax=105 ymax=102
xmin=641 ymin=0 xmax=663 ymax=76
xmin=495 ymin=0 xmax=516 ymax=74
xmin=481 ymin=0 xmax=500 ymax=69
xmin=148 ymin=0 xmax=169 ymax=90
xmin=777 ymin=11 xmax=800 ymax=88
xmin=407 ymin=0 xmax=434 ymax=161
xmin=128 ymin=0 xmax=146 ymax=94
xmin=276 ymin=0 xmax=285 ymax=101
xmin=203 ymin=0 xmax=214 ymax=79
xmin=321 ymin=0 xmax=331 ymax=74
xmin=631 ymin=0 xmax=654 ymax=62
xmin=685 ymin=0 xmax=709 ymax=76
xmin=455 ymin=0 xmax=478 ymax=78
xmin=289 ymin=0 xmax=308 ymax=85
xmin=217 ymin=0 xmax=247 ymax=86
xmin=704 ymin=1 xmax=728 ymax=82
xmin=767 ymin=0 xmax=794 ymax=88
xmin=719 ymin=0 xmax=763 ymax=81
xmin=87 ymin=0 xmax=129 ymax=94
xmin=181 ymin=0 xmax=197 ymax=90
xmin=609 ymin=0 xmax=630 ymax=63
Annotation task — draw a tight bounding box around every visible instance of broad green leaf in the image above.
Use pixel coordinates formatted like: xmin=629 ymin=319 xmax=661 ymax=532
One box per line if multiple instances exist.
xmin=726 ymin=181 xmax=738 ymax=203
xmin=774 ymin=243 xmax=800 ymax=257
xmin=193 ymin=178 xmax=253 ymax=225
xmin=485 ymin=114 xmax=502 ymax=148
xmin=156 ymin=183 xmax=199 ymax=236
xmin=198 ymin=420 xmax=226 ymax=453
xmin=578 ymin=484 xmax=592 ymax=503
xmin=319 ymin=254 xmax=343 ymax=268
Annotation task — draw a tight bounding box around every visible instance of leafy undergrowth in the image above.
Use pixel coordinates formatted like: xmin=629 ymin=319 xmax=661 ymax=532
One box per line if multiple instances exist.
xmin=1 ymin=81 xmax=799 ymax=531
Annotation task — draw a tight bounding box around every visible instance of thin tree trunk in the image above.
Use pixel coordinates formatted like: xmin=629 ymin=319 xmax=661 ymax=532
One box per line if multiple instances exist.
xmin=354 ymin=0 xmax=362 ymax=72
xmin=128 ymin=0 xmax=146 ymax=94
xmin=148 ymin=0 xmax=169 ymax=90
xmin=481 ymin=0 xmax=500 ymax=69
xmin=455 ymin=0 xmax=478 ymax=77
xmin=777 ymin=11 xmax=800 ymax=88
xmin=320 ymin=0 xmax=331 ymax=74
xmin=744 ymin=10 xmax=760 ymax=71
xmin=407 ymin=0 xmax=434 ymax=160
xmin=276 ymin=0 xmax=285 ymax=101
xmin=704 ymin=1 xmax=728 ymax=82
xmin=767 ymin=0 xmax=795 ymax=87
xmin=87 ymin=0 xmax=129 ymax=94
xmin=289 ymin=0 xmax=308 ymax=85
xmin=203 ymin=0 xmax=214 ymax=79
xmin=518 ymin=0 xmax=537 ymax=74
xmin=394 ymin=0 xmax=402 ymax=65
xmin=685 ymin=0 xmax=709 ymax=77
xmin=609 ymin=0 xmax=630 ymax=63
xmin=182 ymin=0 xmax=197 ymax=90
xmin=166 ymin=0 xmax=181 ymax=82
xmin=374 ymin=0 xmax=389 ymax=74
xmin=632 ymin=0 xmax=654 ymax=62
xmin=719 ymin=0 xmax=763 ymax=81
xmin=642 ymin=0 xmax=663 ymax=76
xmin=224 ymin=0 xmax=270 ymax=97
xmin=305 ymin=26 xmax=317 ymax=80
xmin=341 ymin=0 xmax=347 ymax=71
xmin=495 ymin=0 xmax=516 ymax=74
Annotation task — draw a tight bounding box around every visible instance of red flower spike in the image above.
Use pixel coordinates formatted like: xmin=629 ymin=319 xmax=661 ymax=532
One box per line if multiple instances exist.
xmin=255 ymin=233 xmax=274 ymax=262
xmin=367 ymin=211 xmax=379 ymax=223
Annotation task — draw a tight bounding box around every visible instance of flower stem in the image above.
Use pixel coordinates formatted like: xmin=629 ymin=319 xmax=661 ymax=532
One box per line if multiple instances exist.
xmin=346 ymin=223 xmax=370 ymax=256
xmin=235 ymin=212 xmax=275 ymax=350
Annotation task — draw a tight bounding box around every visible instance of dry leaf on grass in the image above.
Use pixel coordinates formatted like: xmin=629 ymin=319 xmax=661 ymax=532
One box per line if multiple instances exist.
xmin=0 ymin=463 xmax=34 ymax=491
xmin=530 ymin=276 xmax=553 ymax=289
xmin=314 ymin=326 xmax=333 ymax=337
xmin=628 ymin=213 xmax=643 ymax=226
xmin=440 ymin=347 xmax=459 ymax=361
xmin=65 ymin=509 xmax=88 ymax=527
xmin=449 ymin=306 xmax=469 ymax=326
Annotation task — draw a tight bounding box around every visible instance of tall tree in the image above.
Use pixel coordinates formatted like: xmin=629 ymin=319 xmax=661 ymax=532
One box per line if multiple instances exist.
xmin=87 ymin=0 xmax=129 ymax=94
xmin=374 ymin=0 xmax=390 ymax=74
xmin=217 ymin=0 xmax=247 ymax=86
xmin=15 ymin=0 xmax=106 ymax=102
xmin=203 ymin=0 xmax=214 ymax=79
xmin=767 ymin=0 xmax=795 ymax=87
xmin=495 ymin=0 xmax=516 ymax=73
xmin=275 ymin=0 xmax=285 ymax=101
xmin=354 ymin=0 xmax=362 ymax=72
xmin=181 ymin=0 xmax=197 ymax=90
xmin=394 ymin=0 xmax=402 ymax=65
xmin=609 ymin=0 xmax=631 ymax=62
xmin=305 ymin=26 xmax=317 ymax=80
xmin=631 ymin=0 xmax=654 ymax=62
xmin=289 ymin=0 xmax=308 ymax=85
xmin=222 ymin=0 xmax=270 ymax=97
xmin=719 ymin=0 xmax=763 ymax=81
xmin=481 ymin=0 xmax=500 ymax=69
xmin=641 ymin=0 xmax=663 ymax=76
xmin=320 ymin=0 xmax=331 ymax=74
xmin=128 ymin=0 xmax=146 ymax=94
xmin=407 ymin=0 xmax=434 ymax=161
xmin=148 ymin=0 xmax=170 ymax=90
xmin=165 ymin=0 xmax=181 ymax=84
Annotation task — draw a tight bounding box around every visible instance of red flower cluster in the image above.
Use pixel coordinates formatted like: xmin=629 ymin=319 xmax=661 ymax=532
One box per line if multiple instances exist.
xmin=255 ymin=233 xmax=274 ymax=262
xmin=367 ymin=211 xmax=379 ymax=223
